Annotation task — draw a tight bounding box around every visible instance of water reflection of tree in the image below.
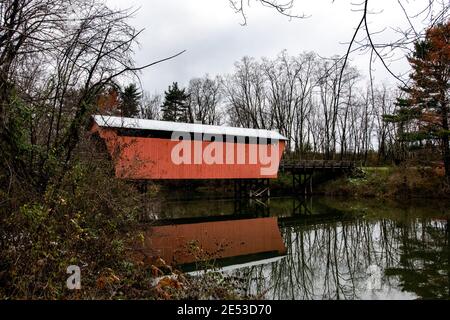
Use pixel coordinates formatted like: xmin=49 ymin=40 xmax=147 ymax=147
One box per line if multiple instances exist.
xmin=386 ymin=219 xmax=449 ymax=299
xmin=237 ymin=217 xmax=448 ymax=300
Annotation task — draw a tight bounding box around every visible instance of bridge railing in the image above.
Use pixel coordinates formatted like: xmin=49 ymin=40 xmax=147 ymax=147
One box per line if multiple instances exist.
xmin=279 ymin=160 xmax=355 ymax=170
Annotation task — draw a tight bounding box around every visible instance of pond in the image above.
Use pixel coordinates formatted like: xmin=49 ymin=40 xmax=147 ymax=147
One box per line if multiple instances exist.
xmin=138 ymin=196 xmax=450 ymax=300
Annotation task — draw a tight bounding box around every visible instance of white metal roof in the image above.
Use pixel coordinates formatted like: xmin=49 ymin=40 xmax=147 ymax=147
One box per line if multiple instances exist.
xmin=93 ymin=115 xmax=288 ymax=141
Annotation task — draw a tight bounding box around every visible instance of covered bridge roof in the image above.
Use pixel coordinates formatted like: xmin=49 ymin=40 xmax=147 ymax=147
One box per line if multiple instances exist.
xmin=92 ymin=115 xmax=288 ymax=141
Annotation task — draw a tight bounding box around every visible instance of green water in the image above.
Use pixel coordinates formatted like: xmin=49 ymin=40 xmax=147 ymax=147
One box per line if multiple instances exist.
xmin=151 ymin=196 xmax=450 ymax=300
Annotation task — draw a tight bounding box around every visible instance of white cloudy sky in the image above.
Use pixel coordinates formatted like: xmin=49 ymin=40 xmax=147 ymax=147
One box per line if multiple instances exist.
xmin=105 ymin=0 xmax=434 ymax=94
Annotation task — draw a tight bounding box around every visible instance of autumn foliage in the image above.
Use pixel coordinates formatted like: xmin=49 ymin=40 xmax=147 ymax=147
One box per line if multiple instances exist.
xmin=97 ymin=88 xmax=121 ymax=115
xmin=388 ymin=21 xmax=450 ymax=176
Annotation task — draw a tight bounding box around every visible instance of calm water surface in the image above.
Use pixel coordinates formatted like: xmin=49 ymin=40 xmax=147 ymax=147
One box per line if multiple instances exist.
xmin=142 ymin=196 xmax=450 ymax=300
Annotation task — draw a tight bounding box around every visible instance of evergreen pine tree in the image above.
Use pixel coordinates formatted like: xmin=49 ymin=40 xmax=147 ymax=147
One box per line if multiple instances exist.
xmin=161 ymin=82 xmax=191 ymax=122
xmin=120 ymin=84 xmax=141 ymax=117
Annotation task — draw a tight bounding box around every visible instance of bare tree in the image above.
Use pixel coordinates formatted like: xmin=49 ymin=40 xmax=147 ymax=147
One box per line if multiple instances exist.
xmin=227 ymin=1 xmax=449 ymax=142
xmin=224 ymin=56 xmax=270 ymax=129
xmin=221 ymin=50 xmax=398 ymax=163
xmin=140 ymin=92 xmax=161 ymax=120
xmin=187 ymin=75 xmax=223 ymax=125
xmin=228 ymin=0 xmax=308 ymax=26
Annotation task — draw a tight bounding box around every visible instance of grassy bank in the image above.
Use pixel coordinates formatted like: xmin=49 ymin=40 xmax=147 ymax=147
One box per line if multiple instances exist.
xmin=316 ymin=166 xmax=450 ymax=199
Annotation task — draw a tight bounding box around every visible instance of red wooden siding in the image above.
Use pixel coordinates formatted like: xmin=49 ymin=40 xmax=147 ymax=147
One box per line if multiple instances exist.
xmin=91 ymin=123 xmax=286 ymax=180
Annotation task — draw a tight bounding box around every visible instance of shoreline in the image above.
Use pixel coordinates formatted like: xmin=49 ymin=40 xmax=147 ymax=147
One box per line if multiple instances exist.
xmin=153 ymin=166 xmax=450 ymax=201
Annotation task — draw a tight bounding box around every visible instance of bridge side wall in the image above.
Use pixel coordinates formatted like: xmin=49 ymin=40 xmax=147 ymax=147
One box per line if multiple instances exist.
xmin=91 ymin=124 xmax=286 ymax=180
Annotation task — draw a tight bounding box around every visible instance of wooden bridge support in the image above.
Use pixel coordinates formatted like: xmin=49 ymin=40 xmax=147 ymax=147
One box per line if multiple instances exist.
xmin=234 ymin=179 xmax=271 ymax=200
xmin=233 ymin=197 xmax=271 ymax=217
xmin=292 ymin=197 xmax=312 ymax=215
xmin=281 ymin=160 xmax=355 ymax=196
xmin=292 ymin=171 xmax=314 ymax=196
xmin=233 ymin=179 xmax=271 ymax=217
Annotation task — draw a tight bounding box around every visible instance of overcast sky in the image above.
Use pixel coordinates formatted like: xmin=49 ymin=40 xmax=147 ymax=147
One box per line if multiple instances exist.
xmin=105 ymin=0 xmax=432 ymax=94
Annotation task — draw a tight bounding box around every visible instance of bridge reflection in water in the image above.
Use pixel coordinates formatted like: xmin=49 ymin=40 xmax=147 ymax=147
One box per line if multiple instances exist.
xmin=133 ymin=197 xmax=357 ymax=274
xmin=134 ymin=197 xmax=450 ymax=300
xmin=135 ymin=217 xmax=287 ymax=272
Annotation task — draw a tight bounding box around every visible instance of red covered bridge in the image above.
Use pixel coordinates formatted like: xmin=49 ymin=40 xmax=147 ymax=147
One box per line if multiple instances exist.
xmin=90 ymin=115 xmax=288 ymax=180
